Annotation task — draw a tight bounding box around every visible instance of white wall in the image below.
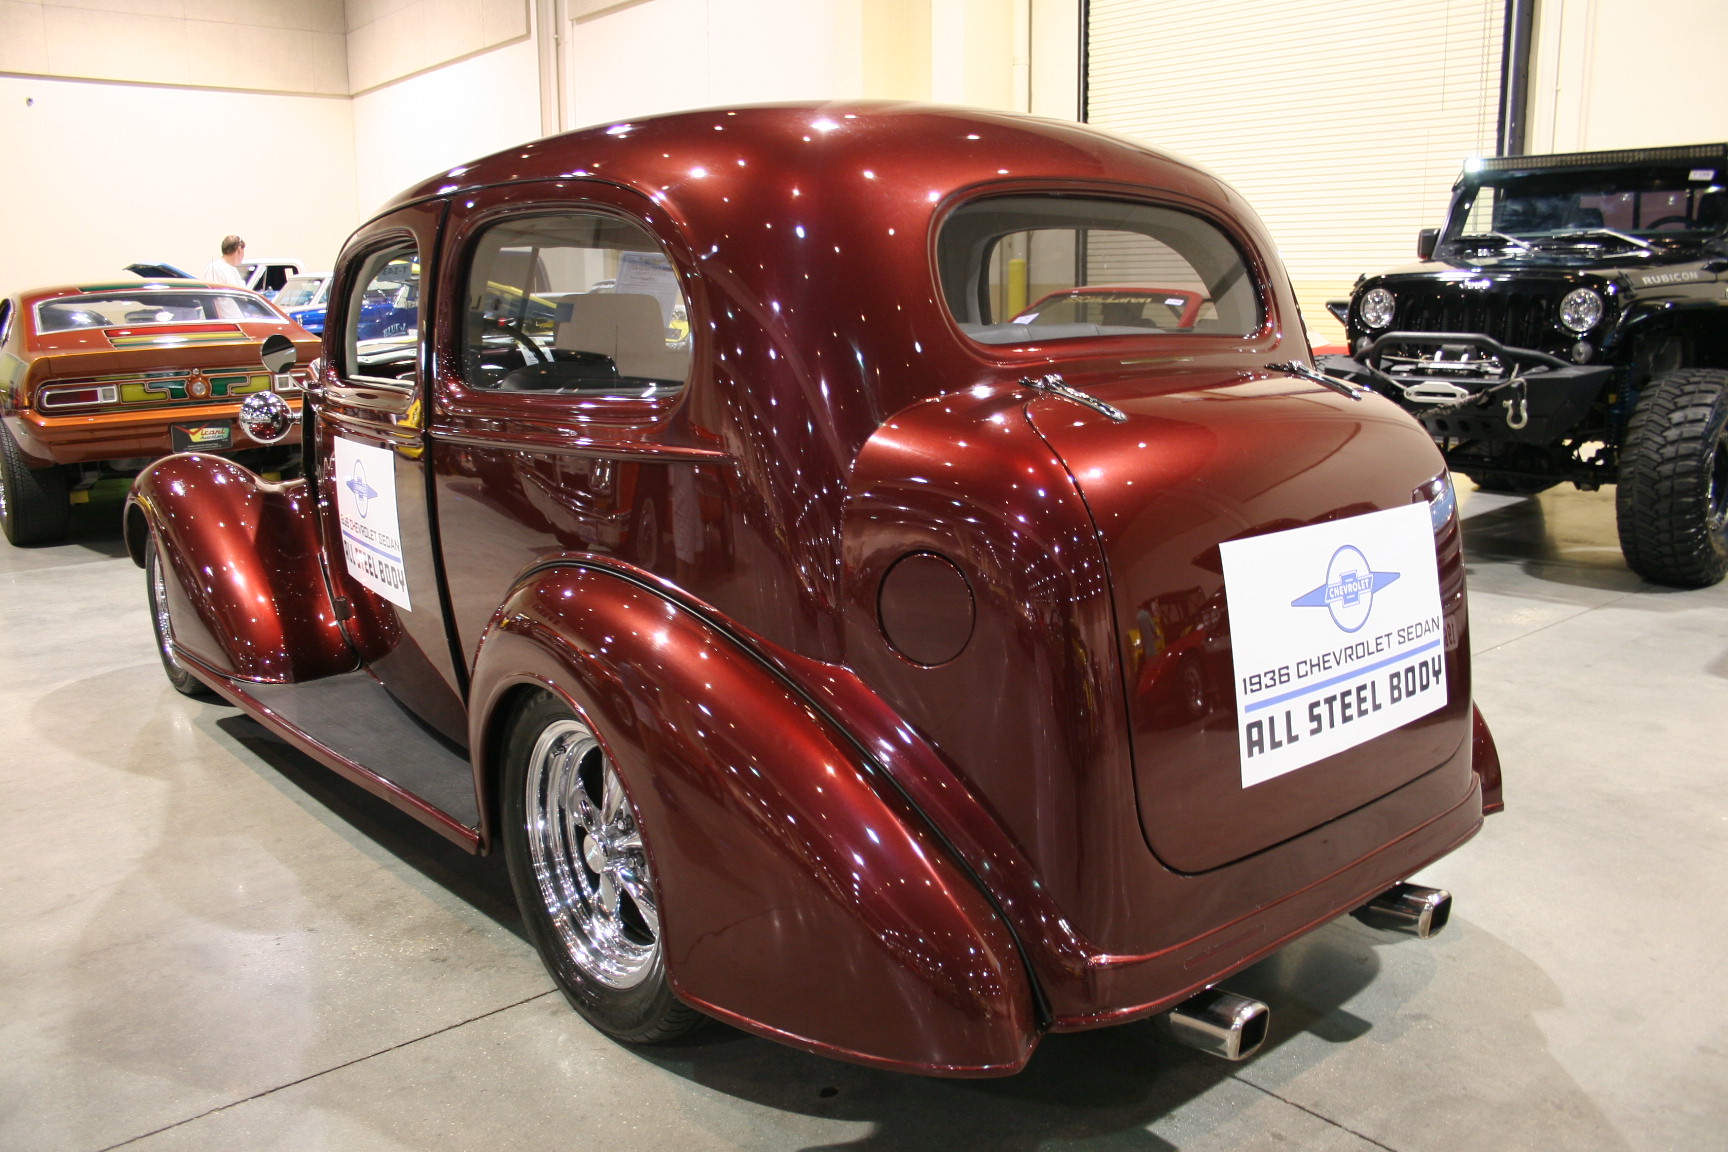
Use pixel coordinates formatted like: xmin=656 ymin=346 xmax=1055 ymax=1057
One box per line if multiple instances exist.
xmin=560 ymin=0 xmax=867 ymax=130
xmin=0 ymin=74 xmax=357 ymax=288
xmin=347 ymin=0 xmax=531 ymax=93
xmin=8 ymin=0 xmax=1721 ymax=300
xmin=0 ymin=0 xmax=348 ymax=95
xmin=350 ymin=36 xmax=544 ymax=222
xmin=1527 ymin=0 xmax=1728 ymax=152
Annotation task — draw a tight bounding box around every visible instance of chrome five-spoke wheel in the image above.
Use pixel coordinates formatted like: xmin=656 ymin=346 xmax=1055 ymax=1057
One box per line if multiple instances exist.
xmin=501 ymin=692 xmax=703 ymax=1043
xmin=525 ymin=717 xmax=661 ymax=990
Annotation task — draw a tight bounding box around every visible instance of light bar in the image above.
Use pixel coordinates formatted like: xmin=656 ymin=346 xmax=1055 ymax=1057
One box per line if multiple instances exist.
xmin=1474 ymin=143 xmax=1728 ymax=175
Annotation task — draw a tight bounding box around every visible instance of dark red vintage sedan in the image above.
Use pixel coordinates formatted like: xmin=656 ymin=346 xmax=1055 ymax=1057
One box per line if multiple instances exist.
xmin=0 ymin=280 xmax=316 ymax=544
xmin=126 ymin=103 xmax=1501 ymax=1076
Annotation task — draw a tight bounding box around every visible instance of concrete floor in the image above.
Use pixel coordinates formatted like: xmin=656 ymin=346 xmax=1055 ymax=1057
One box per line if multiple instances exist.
xmin=2 ymin=480 xmax=1725 ymax=1152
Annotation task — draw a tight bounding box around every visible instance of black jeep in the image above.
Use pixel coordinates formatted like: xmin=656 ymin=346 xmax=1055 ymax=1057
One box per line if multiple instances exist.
xmin=1320 ymin=143 xmax=1728 ymax=587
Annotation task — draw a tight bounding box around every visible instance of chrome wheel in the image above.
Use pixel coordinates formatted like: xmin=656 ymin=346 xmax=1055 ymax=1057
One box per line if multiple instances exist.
xmin=149 ymin=545 xmax=178 ymax=667
xmin=524 ymin=718 xmax=661 ymax=990
xmin=145 ymin=537 xmax=216 ymax=699
xmin=503 ymin=693 xmax=702 ymax=1041
xmin=143 ymin=538 xmax=214 ymax=694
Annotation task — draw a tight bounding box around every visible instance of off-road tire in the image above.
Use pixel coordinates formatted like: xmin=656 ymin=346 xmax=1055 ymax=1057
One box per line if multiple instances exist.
xmin=501 ymin=691 xmax=706 ymax=1045
xmin=0 ymin=423 xmax=72 ymax=546
xmin=1616 ymin=368 xmax=1728 ymax=588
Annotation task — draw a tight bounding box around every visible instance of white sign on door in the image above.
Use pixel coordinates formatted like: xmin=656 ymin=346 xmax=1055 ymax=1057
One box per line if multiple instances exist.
xmin=332 ymin=436 xmax=411 ymax=611
xmin=1220 ymin=502 xmax=1446 ymax=788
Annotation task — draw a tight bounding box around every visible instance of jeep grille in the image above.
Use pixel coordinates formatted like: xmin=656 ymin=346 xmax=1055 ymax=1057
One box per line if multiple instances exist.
xmin=1392 ymin=288 xmax=1562 ymax=354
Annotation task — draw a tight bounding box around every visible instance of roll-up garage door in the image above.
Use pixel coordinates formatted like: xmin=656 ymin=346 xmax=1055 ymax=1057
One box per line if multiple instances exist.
xmin=1087 ymin=0 xmax=1505 ymax=346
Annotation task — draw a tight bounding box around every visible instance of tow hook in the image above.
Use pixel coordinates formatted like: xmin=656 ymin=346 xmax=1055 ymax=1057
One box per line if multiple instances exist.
xmin=1503 ymin=378 xmax=1529 ymax=429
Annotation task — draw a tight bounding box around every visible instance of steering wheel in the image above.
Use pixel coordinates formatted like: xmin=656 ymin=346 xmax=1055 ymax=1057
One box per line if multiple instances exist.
xmin=1645 ymin=215 xmax=1693 ymax=230
xmin=493 ymin=316 xmax=549 ymax=363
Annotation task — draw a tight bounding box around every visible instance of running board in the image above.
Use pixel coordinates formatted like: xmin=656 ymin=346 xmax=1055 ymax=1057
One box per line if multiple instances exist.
xmin=235 ymin=672 xmax=481 ymax=833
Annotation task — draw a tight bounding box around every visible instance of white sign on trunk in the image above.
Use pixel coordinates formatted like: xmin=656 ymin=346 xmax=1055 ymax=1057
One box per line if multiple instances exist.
xmin=333 ymin=436 xmax=411 ymax=611
xmin=1221 ymin=501 xmax=1446 ymax=788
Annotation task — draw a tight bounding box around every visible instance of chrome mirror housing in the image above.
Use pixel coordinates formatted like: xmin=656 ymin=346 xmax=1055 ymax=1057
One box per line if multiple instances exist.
xmin=237 ymin=391 xmax=293 ymax=445
xmin=259 ymin=333 xmax=297 ymax=375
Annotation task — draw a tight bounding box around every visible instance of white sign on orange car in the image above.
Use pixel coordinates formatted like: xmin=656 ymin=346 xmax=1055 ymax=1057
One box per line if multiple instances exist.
xmin=1221 ymin=502 xmax=1446 ymax=787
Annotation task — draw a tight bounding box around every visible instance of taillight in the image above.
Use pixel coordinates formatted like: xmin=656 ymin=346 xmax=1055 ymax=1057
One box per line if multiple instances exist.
xmin=1414 ymin=471 xmax=1458 ymax=532
xmin=37 ymin=383 xmax=119 ymax=410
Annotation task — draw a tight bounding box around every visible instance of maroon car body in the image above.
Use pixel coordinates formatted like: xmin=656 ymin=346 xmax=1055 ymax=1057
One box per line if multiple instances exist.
xmin=127 ymin=103 xmax=1501 ymax=1076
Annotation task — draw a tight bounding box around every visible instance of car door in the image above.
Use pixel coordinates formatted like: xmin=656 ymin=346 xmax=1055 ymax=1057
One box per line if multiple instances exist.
xmin=314 ymin=202 xmax=473 ymax=748
xmin=423 ymin=185 xmax=720 ymax=662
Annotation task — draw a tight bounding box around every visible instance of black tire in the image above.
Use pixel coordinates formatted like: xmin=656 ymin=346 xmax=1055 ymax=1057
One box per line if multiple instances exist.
xmin=1616 ymin=368 xmax=1728 ymax=588
xmin=501 ymin=692 xmax=705 ymax=1044
xmin=145 ymin=537 xmax=220 ymax=699
xmin=0 ymin=423 xmax=72 ymax=546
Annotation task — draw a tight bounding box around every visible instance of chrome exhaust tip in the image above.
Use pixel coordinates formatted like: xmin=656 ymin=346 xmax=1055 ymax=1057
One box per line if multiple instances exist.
xmin=1351 ymin=883 xmax=1452 ymax=939
xmin=1156 ymin=988 xmax=1271 ymax=1062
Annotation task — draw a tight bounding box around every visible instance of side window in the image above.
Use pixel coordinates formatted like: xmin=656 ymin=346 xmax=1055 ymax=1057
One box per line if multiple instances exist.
xmin=0 ymin=299 xmax=12 ymax=345
xmin=460 ymin=212 xmax=690 ymax=397
xmin=938 ymin=196 xmax=1262 ymax=344
xmin=343 ymin=244 xmax=420 ymax=383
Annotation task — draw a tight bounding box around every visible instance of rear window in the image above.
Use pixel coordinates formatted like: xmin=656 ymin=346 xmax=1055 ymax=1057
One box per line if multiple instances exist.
xmin=34 ymin=291 xmax=277 ymax=332
xmin=937 ymin=196 xmax=1262 ymax=344
xmin=274 ymin=275 xmax=328 ymax=309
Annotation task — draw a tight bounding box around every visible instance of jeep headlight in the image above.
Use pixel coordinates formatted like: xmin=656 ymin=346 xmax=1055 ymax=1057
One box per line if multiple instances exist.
xmin=1559 ymin=287 xmax=1603 ymax=333
xmin=1359 ymin=287 xmax=1396 ymax=330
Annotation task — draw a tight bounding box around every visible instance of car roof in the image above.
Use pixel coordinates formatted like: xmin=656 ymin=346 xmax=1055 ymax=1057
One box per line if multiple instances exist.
xmin=362 ymin=102 xmax=1288 ymax=422
xmin=377 ymin=101 xmax=1233 ymax=222
xmin=18 ymin=279 xmax=252 ymax=304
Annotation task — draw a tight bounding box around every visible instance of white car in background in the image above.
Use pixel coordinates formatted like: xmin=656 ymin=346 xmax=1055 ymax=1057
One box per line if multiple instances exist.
xmin=127 ymin=258 xmax=306 ymax=298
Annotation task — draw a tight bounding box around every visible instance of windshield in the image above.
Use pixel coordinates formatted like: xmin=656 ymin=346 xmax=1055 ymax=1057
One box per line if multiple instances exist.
xmin=34 ymin=291 xmax=279 ymax=332
xmin=1445 ymin=165 xmax=1728 ymax=254
xmin=274 ymin=275 xmax=328 ymax=309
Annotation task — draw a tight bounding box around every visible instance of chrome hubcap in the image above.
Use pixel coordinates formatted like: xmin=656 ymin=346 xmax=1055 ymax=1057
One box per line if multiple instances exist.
xmin=525 ymin=718 xmax=660 ymax=990
xmin=149 ymin=549 xmax=183 ymax=671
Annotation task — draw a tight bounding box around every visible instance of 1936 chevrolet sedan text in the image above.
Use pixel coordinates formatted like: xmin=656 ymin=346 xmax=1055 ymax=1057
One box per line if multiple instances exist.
xmin=127 ymin=103 xmax=1501 ymax=1076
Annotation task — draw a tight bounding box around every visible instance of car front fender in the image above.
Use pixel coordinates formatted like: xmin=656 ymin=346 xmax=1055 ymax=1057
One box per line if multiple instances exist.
xmin=126 ymin=453 xmax=352 ymax=683
xmin=468 ymin=560 xmax=1040 ymax=1075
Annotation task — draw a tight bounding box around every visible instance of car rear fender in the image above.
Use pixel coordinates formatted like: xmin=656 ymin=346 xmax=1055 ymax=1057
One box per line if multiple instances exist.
xmin=1473 ymin=702 xmax=1504 ymax=814
xmin=125 ymin=453 xmax=353 ymax=683
xmin=467 ymin=560 xmax=1040 ymax=1075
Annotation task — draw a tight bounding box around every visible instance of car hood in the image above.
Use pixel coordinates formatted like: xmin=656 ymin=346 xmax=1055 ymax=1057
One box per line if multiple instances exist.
xmin=1028 ymin=366 xmax=1472 ymax=873
xmin=126 ymin=261 xmax=195 ymax=279
xmin=1423 ymin=237 xmax=1719 ymax=272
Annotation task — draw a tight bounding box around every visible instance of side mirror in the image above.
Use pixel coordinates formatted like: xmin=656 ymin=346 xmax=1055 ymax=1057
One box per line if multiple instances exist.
xmin=1417 ymin=229 xmax=1440 ymax=261
xmin=260 ymin=333 xmax=297 ymax=375
xmin=238 ymin=391 xmax=293 ymax=445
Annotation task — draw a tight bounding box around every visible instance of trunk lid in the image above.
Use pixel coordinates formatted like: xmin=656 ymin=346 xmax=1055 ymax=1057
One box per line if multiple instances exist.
xmin=1028 ymin=365 xmax=1471 ymax=874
